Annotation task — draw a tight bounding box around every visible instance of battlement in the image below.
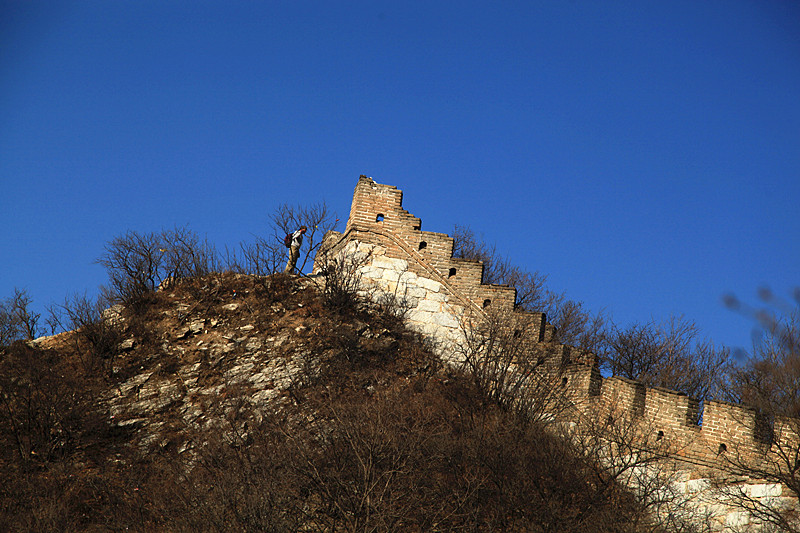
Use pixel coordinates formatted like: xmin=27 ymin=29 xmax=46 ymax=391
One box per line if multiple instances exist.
xmin=318 ymin=175 xmax=800 ymax=479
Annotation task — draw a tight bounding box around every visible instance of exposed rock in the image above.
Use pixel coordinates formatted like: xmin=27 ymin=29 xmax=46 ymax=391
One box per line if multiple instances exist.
xmin=120 ymin=338 xmax=136 ymax=351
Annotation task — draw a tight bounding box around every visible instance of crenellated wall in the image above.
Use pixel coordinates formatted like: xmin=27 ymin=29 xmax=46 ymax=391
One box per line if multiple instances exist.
xmin=315 ymin=176 xmax=799 ymax=530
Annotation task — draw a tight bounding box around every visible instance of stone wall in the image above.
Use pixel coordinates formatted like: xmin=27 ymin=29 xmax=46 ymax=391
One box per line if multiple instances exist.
xmin=315 ymin=176 xmax=799 ymax=531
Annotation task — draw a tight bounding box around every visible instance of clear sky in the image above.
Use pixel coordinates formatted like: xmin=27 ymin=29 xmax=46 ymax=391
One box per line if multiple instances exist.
xmin=2 ymin=1 xmax=798 ymax=353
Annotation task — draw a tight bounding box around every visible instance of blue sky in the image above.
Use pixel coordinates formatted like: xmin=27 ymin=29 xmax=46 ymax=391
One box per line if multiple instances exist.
xmin=2 ymin=1 xmax=798 ymax=353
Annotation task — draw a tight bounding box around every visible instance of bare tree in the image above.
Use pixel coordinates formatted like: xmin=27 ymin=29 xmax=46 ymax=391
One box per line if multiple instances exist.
xmin=0 ymin=288 xmax=40 ymax=345
xmin=46 ymin=292 xmax=122 ymax=375
xmin=229 ymin=202 xmax=339 ymax=276
xmin=453 ymin=225 xmax=550 ymax=311
xmin=97 ymin=226 xmax=219 ymax=306
xmin=567 ymin=401 xmax=714 ymax=533
xmin=270 ymin=202 xmax=339 ymax=274
xmin=455 ymin=301 xmax=709 ymax=531
xmin=602 ymin=316 xmax=730 ymax=401
xmin=715 ymin=288 xmax=800 ymax=531
xmin=456 ymin=306 xmax=576 ymax=425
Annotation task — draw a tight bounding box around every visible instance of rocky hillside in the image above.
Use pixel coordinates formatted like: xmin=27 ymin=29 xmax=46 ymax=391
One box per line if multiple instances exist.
xmin=1 ymin=272 xmax=657 ymax=532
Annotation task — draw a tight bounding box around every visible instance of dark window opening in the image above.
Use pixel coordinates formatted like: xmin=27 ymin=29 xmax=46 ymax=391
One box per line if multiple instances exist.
xmin=718 ymin=443 xmax=727 ymax=454
xmin=448 ymin=267 xmax=456 ymax=278
xmin=561 ymin=377 xmax=568 ymax=386
xmin=657 ymin=431 xmax=664 ymax=440
xmin=483 ymin=299 xmax=491 ymax=309
xmin=376 ymin=213 xmax=385 ymax=222
xmin=419 ymin=241 xmax=427 ymax=250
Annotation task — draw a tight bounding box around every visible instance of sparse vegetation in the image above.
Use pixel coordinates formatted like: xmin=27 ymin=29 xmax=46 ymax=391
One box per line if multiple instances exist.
xmin=97 ymin=225 xmax=220 ymax=310
xmin=0 ymin=288 xmax=40 ymax=346
xmin=452 ymin=225 xmax=731 ymax=402
xmin=46 ymin=292 xmax=124 ymax=376
xmin=228 ymin=202 xmax=339 ymax=277
xmin=714 ymin=289 xmax=800 ymax=532
xmin=601 ymin=315 xmax=731 ymax=400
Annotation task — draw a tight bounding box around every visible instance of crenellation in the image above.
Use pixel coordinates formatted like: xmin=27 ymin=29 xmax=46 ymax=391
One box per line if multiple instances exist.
xmin=644 ymin=387 xmax=700 ymax=439
xmin=546 ymin=325 xmax=562 ymax=345
xmin=562 ymin=363 xmax=602 ymax=404
xmin=445 ymin=258 xmax=485 ymax=291
xmin=701 ymin=400 xmax=761 ymax=452
xmin=518 ymin=310 xmax=546 ymax=342
xmin=601 ymin=376 xmax=646 ymax=418
xmin=476 ymin=284 xmax=517 ymax=312
xmin=774 ymin=417 xmax=800 ymax=451
xmin=416 ymin=231 xmax=455 ymax=269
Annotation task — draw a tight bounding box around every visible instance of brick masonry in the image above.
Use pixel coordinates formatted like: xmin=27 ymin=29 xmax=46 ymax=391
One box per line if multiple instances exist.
xmin=315 ymin=176 xmax=799 ymax=530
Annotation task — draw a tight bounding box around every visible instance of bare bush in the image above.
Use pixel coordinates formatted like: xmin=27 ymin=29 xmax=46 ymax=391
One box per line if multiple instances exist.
xmin=314 ymin=243 xmax=374 ymax=316
xmin=602 ymin=315 xmax=731 ymax=401
xmin=159 ymin=376 xmax=654 ymax=533
xmin=0 ymin=340 xmax=131 ymax=532
xmin=455 ymin=295 xmax=710 ymax=530
xmin=715 ymin=288 xmax=800 ymax=531
xmin=567 ymin=404 xmax=713 ymax=533
xmin=456 ymin=307 xmax=575 ymax=424
xmin=97 ymin=225 xmax=219 ymax=306
xmin=229 ymin=202 xmax=339 ymax=277
xmin=46 ymin=293 xmax=123 ymax=375
xmin=0 ymin=288 xmax=40 ymax=345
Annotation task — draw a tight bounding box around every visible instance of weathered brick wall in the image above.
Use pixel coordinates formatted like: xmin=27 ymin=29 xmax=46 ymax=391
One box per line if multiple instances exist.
xmin=315 ymin=176 xmax=799 ymax=530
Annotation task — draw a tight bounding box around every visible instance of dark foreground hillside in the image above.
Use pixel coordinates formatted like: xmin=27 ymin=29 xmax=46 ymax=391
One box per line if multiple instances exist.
xmin=1 ymin=273 xmax=654 ymax=532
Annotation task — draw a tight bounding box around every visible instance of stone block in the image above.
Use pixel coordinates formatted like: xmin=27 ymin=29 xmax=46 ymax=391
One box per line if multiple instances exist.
xmin=373 ymin=256 xmax=407 ymax=270
xmin=416 ymin=277 xmax=441 ymax=292
xmin=403 ymin=297 xmax=420 ymax=309
xmin=407 ymin=309 xmax=434 ymax=323
xmin=746 ymin=483 xmax=782 ymax=498
xmin=399 ymin=270 xmax=418 ymax=281
xmin=417 ymin=300 xmax=443 ymax=313
xmin=725 ymin=511 xmax=750 ymax=527
xmin=426 ymin=290 xmax=448 ymax=302
xmin=357 ymin=242 xmax=377 ymax=254
xmin=431 ymin=312 xmax=459 ymax=329
xmin=405 ymin=286 xmax=426 ymax=299
xmin=360 ymin=266 xmax=384 ymax=279
xmin=382 ymin=269 xmax=401 ymax=282
xmin=686 ymin=479 xmax=710 ymax=493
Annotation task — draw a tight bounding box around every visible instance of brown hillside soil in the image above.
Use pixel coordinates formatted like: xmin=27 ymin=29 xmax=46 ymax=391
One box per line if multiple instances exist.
xmin=0 ymin=273 xmax=653 ymax=532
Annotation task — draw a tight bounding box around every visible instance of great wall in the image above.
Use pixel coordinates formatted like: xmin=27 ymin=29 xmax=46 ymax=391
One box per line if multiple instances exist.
xmin=315 ymin=176 xmax=799 ymax=531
